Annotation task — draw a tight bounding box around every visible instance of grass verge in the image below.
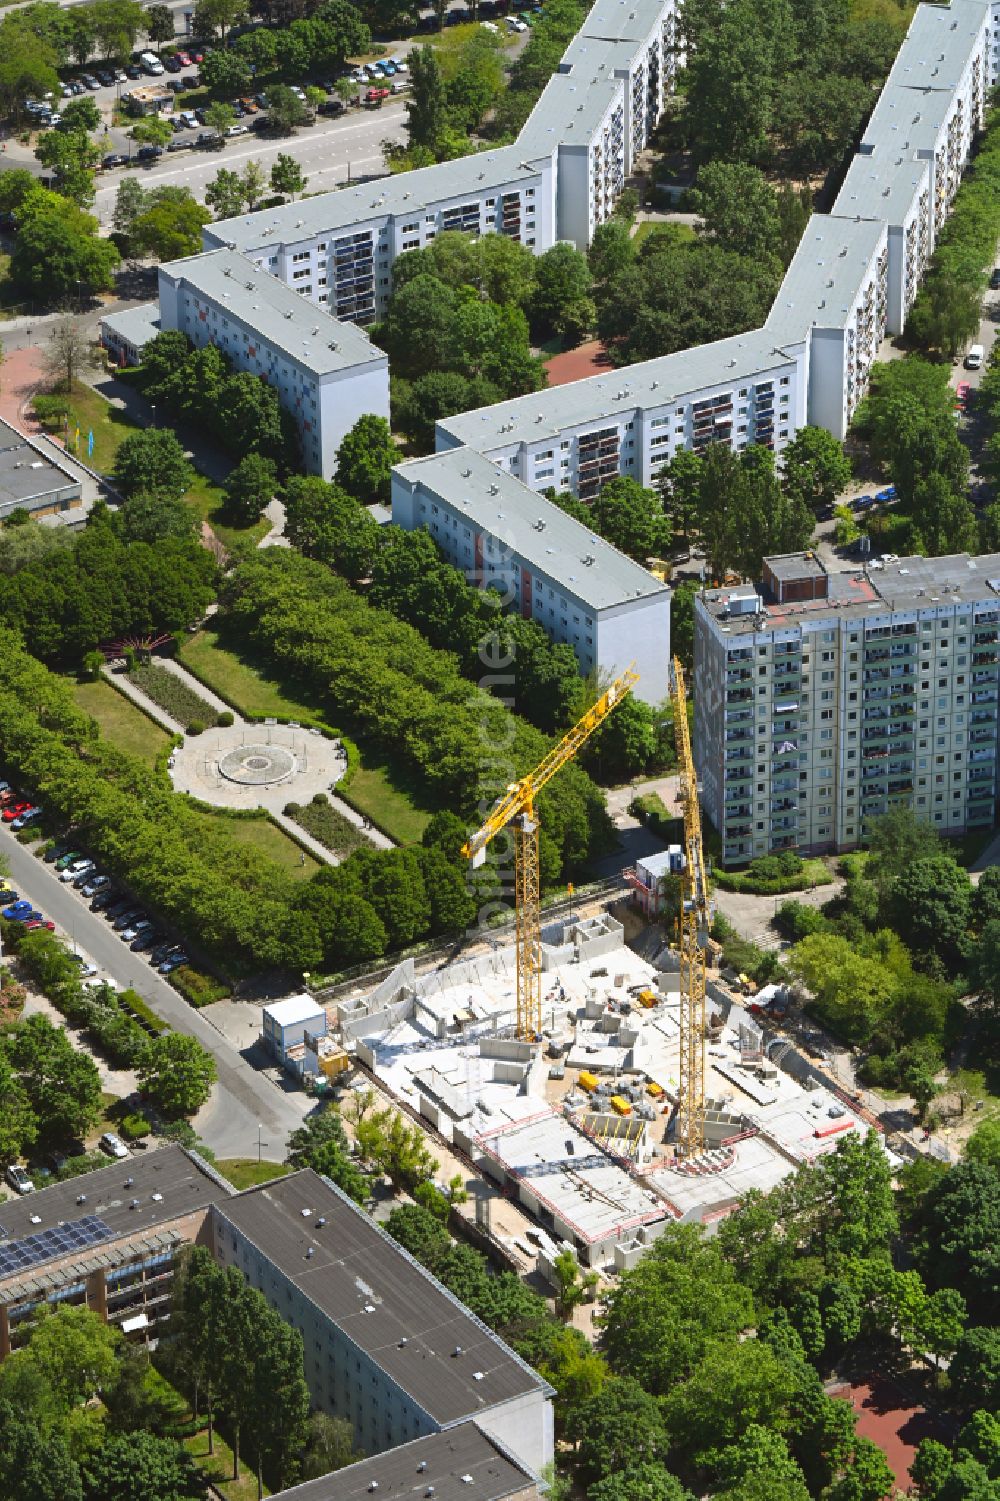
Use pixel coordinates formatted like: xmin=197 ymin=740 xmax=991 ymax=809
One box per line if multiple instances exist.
xmin=182 ymin=1426 xmax=265 ymax=1501
xmin=180 ymin=627 xmax=322 ymax=721
xmin=72 ymin=678 xmax=172 ymax=766
xmin=340 ymin=760 xmax=431 ymax=844
xmin=60 ymin=380 xmax=140 ymax=473
xmin=713 ymin=857 xmax=833 ymax=894
xmin=187 ymin=807 xmax=321 ymax=880
xmin=183 ymin=470 xmax=271 ymax=551
xmin=214 ymin=1158 xmax=293 ymax=1190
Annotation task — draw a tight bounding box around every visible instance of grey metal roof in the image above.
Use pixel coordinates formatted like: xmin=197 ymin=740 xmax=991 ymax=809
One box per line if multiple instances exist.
xmin=764 ymin=552 xmax=828 ymax=583
xmin=204 ymin=147 xmax=548 ymax=255
xmin=581 ymin=0 xmax=670 ymax=42
xmin=395 ymin=446 xmax=667 ymax=612
xmin=438 ymin=329 xmax=798 ymax=452
xmin=518 ymin=62 xmax=624 ymax=155
xmin=833 ymin=150 xmax=930 ymax=225
xmin=99 ymin=300 xmax=162 ymax=349
xmin=0 ymin=418 xmax=80 ymax=512
xmin=861 ymin=81 xmax=955 ymax=154
xmin=268 ymin=1425 xmax=538 ymax=1501
xmin=0 ymin=1146 xmax=230 ymax=1287
xmin=869 ymin=551 xmax=1000 ymax=608
xmin=884 ymin=0 xmax=989 ymax=92
xmin=160 ymin=248 xmax=384 ymax=377
xmin=217 ymin=1169 xmax=551 ymax=1427
xmin=766 ymin=214 xmax=886 ymax=338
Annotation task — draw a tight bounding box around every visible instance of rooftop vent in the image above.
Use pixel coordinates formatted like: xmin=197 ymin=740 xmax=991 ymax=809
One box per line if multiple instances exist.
xmin=151 ymin=1192 xmax=163 ymax=1203
xmin=130 ymin=1199 xmax=140 ymax=1210
xmin=452 ymin=1346 xmax=464 ymax=1357
xmin=417 ymin=1461 xmax=427 ymax=1473
xmin=76 ymin=1195 xmax=86 ymax=1205
xmin=317 ymin=1217 xmax=326 ymax=1227
xmin=29 ymin=1214 xmax=41 ymax=1225
xmin=124 ymin=1178 xmax=134 ymax=1188
xmin=284 ymin=310 xmax=293 ymax=319
xmin=246 ymin=280 xmax=254 ymax=290
xmin=301 ymin=1208 xmax=312 ymax=1217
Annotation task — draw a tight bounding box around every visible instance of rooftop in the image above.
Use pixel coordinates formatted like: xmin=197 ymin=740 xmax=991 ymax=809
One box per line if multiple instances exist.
xmin=861 ymin=81 xmax=955 ymax=155
xmin=764 ymin=551 xmax=828 ymax=584
xmin=437 ymin=329 xmax=800 ymax=452
xmin=393 ymin=447 xmax=668 ymax=613
xmin=158 ymin=248 xmax=385 ymax=377
xmin=269 ymin=1424 xmax=539 ymax=1501
xmin=217 ymin=1169 xmax=550 ymax=1426
xmin=833 ymin=149 xmax=931 ymax=226
xmin=766 ymin=214 xmax=887 ymax=338
xmin=0 ymin=419 xmax=81 ymax=516
xmin=884 ymin=0 xmax=989 ymax=93
xmin=580 ymin=0 xmax=673 ymax=43
xmin=0 ymin=1145 xmax=231 ymax=1287
xmin=264 ymin=993 xmax=325 ymax=1028
xmin=518 ymin=61 xmax=624 ymax=156
xmin=204 ymin=147 xmax=548 ymax=254
xmin=100 ymin=300 xmax=162 ymax=350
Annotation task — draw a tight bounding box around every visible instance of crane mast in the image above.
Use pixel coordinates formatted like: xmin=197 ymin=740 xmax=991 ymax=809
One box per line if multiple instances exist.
xmin=670 ymin=656 xmax=709 ymax=1158
xmin=463 ymin=666 xmax=639 ymax=1040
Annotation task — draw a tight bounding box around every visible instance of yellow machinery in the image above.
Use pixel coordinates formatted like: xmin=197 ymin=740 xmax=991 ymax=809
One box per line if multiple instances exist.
xmin=462 ymin=666 xmax=639 ymax=1040
xmin=670 ymin=656 xmax=710 ymax=1159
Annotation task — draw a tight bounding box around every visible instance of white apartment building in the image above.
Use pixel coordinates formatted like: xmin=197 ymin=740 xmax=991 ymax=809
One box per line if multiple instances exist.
xmin=390 ymin=447 xmax=672 ymax=703
xmin=766 ymin=215 xmax=889 ymax=440
xmin=436 ymin=330 xmax=808 ymax=494
xmin=212 ymin=1169 xmax=555 ymax=1476
xmin=694 ymin=552 xmax=1000 ymax=864
xmin=100 ymin=249 xmax=389 ymax=480
xmin=833 ymin=154 xmax=931 ymax=336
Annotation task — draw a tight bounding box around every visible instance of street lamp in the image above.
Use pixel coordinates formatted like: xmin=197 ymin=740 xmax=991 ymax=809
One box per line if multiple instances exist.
xmin=257 ymin=1123 xmax=268 ymax=1163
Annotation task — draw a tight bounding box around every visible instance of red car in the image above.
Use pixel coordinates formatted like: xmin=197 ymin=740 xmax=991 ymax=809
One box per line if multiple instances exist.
xmin=176 ymin=49 xmax=191 ymax=64
xmin=955 ymin=380 xmax=971 ymax=410
xmin=2 ymin=802 xmax=31 ymax=822
xmin=189 ymin=48 xmax=204 ymax=62
xmin=24 ymin=919 xmax=55 ymax=931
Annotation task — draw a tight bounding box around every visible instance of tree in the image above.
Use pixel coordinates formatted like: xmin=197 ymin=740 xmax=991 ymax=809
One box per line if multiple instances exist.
xmin=145 ymin=3 xmax=175 ymax=48
xmin=781 ymin=425 xmax=852 ymax=515
xmin=204 ymin=100 xmax=237 ymax=145
xmin=128 ymin=115 xmax=173 ymax=149
xmin=113 ymin=428 xmax=193 ymax=502
xmin=299 ymin=1413 xmax=359 ymax=1481
xmin=529 ymin=242 xmax=593 ymax=340
xmin=224 ymin=453 xmax=276 ymax=525
xmin=115 ymin=490 xmax=196 ymax=544
xmin=825 ymin=1436 xmax=897 ymax=1501
xmin=284 ymin=1105 xmax=369 ymax=1204
xmin=9 ymin=192 xmax=119 ymax=302
xmin=192 ymin=0 xmax=249 ymax=44
xmin=205 ymin=167 xmax=246 ymax=221
xmin=200 ymin=47 xmax=251 ymax=95
xmin=334 ymin=413 xmax=396 ymax=504
xmin=406 ymin=43 xmax=446 ymax=151
xmin=914 ymin=1161 xmax=1000 ymax=1323
xmin=44 ymin=318 xmax=95 ymax=392
xmin=82 ymin=1432 xmax=203 ymax=1501
xmin=35 ymin=126 xmax=100 ymax=208
xmin=131 ymin=191 xmax=210 ymax=261
xmin=266 ymin=84 xmax=310 ymax=134
xmin=270 ymin=153 xmax=307 ymax=201
xmin=887 ymin=853 xmax=971 ymax=965
xmin=591 ymin=476 xmax=671 ymax=561
xmin=552 ymin=1249 xmax=597 ymax=1318
xmin=0 ymin=1398 xmax=82 ymax=1501
xmin=950 ymin=1328 xmax=1000 ymax=1414
xmin=21 ymin=1304 xmax=121 ymax=1409
xmin=385 ymin=1202 xmax=452 ymax=1269
xmin=240 ymin=160 xmax=268 ymax=213
xmin=0 ymin=1051 xmax=37 ymax=1165
xmin=355 ymin=1104 xmax=438 ymax=1191
xmin=113 ymin=175 xmax=149 ymax=247
xmin=575 ymin=1376 xmax=668 ymax=1486
xmin=138 ymin=1032 xmax=216 ymax=1117
xmin=284 ymin=475 xmax=381 ymax=581
xmin=713 ymin=1425 xmax=811 ymax=1501
xmin=589 ymin=1466 xmax=694 ymax=1501
xmin=2 ymin=1014 xmax=102 ymax=1143
xmin=57 ymin=97 xmax=102 ymax=135
xmin=691 ymin=162 xmax=781 ymax=259
xmin=966 ymin=1119 xmax=1000 ymax=1172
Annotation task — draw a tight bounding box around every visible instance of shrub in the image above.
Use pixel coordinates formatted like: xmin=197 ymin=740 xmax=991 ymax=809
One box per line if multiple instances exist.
xmin=127 ymin=663 xmax=215 ymax=729
xmin=120 ymin=1112 xmax=152 ymax=1140
xmin=216 ymin=710 xmax=234 ymax=727
xmin=284 ymin=801 xmax=302 ymax=816
xmin=186 ymin=719 xmax=205 ymax=736
xmin=311 ymin=792 xmax=328 ymax=805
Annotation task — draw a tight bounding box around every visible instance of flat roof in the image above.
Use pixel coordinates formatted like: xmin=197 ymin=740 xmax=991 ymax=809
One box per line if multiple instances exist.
xmin=438 ymin=328 xmax=799 ymax=452
xmin=204 ymin=146 xmax=548 ymax=255
xmin=581 ymin=0 xmax=671 ymax=42
xmin=833 ymin=149 xmax=930 ymax=225
xmin=394 ymin=446 xmax=668 ymax=613
xmin=269 ymin=1425 xmax=538 ymax=1501
xmin=518 ymin=62 xmax=623 ymax=155
xmin=0 ymin=419 xmax=81 ymax=513
xmin=160 ymin=248 xmax=384 ymax=377
xmin=0 ymin=1145 xmax=231 ymax=1285
xmin=264 ymin=993 xmax=325 ymax=1027
xmin=764 ymin=551 xmax=827 ymax=583
xmin=862 ymin=81 xmax=955 ymax=154
xmin=884 ymin=0 xmax=989 ymax=93
xmin=217 ymin=1169 xmax=550 ymax=1426
xmin=475 ymin=1109 xmax=664 ymax=1244
xmin=100 ymin=300 xmax=162 ymax=348
xmin=766 ymin=214 xmax=886 ymax=338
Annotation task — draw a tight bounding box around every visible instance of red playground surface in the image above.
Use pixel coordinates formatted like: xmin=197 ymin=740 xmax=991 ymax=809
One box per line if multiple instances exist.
xmin=829 ymin=1377 xmax=945 ymax=1493
xmin=543 ymin=339 xmax=613 ymax=386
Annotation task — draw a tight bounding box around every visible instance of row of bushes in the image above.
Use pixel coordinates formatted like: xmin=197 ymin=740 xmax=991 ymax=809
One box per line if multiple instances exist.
xmin=284 ymin=794 xmax=364 ymax=859
xmin=713 ymin=853 xmax=833 ymax=895
xmin=125 ymin=662 xmax=218 ymax=732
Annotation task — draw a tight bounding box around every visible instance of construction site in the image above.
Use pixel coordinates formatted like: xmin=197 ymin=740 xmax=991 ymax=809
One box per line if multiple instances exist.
xmin=281 ymin=663 xmax=887 ymax=1273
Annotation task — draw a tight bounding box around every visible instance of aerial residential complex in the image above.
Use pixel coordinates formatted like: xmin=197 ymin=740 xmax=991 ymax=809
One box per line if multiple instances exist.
xmin=0 ymin=1146 xmax=552 ymax=1498
xmin=392 ymin=447 xmax=671 ymax=700
xmin=694 ymin=552 xmax=1000 ymax=864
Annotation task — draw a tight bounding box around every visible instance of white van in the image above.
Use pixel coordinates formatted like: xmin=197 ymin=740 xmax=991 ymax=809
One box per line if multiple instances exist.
xmin=965 ymin=343 xmax=985 ymax=370
xmin=140 ymin=50 xmax=164 ymax=75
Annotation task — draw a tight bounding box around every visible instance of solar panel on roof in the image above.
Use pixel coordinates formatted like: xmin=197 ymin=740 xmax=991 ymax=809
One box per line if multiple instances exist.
xmin=0 ymin=1215 xmax=113 ymax=1278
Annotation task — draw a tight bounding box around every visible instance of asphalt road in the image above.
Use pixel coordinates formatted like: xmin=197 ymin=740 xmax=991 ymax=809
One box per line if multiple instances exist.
xmin=92 ymin=102 xmax=409 ymax=224
xmin=0 ymin=832 xmax=310 ymax=1160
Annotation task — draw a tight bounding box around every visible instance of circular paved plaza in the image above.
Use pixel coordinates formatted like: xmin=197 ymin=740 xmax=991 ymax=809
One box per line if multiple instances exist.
xmin=168 ymin=722 xmax=348 ymax=812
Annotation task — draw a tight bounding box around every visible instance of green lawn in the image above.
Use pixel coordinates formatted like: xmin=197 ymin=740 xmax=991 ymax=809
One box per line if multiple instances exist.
xmin=632 ymin=218 xmax=697 ymax=248
xmin=59 ymin=381 xmax=140 ymax=474
xmin=72 ymin=678 xmax=172 ymax=766
xmin=180 ymin=627 xmax=322 ymax=721
xmin=215 ymin=1158 xmax=293 ymax=1190
xmin=345 ymin=760 xmax=432 ymax=844
xmin=183 ymin=470 xmax=271 ymax=552
xmin=188 ymin=807 xmax=321 ymax=880
xmin=182 ymin=1424 xmax=265 ymax=1501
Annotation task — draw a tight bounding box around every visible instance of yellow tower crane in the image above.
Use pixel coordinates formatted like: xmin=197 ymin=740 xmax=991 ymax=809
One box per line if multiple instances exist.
xmin=669 ymin=656 xmax=710 ymax=1159
xmin=463 ymin=666 xmax=639 ymax=1041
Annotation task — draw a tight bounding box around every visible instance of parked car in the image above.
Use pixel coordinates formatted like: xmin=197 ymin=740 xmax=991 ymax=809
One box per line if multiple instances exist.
xmin=224 ymin=122 xmax=249 ymax=136
xmin=72 ymin=863 xmax=101 ymax=888
xmin=159 ymin=954 xmax=188 ymax=973
xmin=2 ymin=802 xmax=31 ymax=822
xmin=166 ymin=138 xmax=191 ymax=151
xmin=956 ymin=380 xmax=972 ymax=410
xmin=164 ymin=54 xmax=182 ymax=72
xmin=82 ymin=73 xmax=101 ymax=89
xmin=55 ymin=850 xmax=83 ymax=871
xmin=2 ymin=900 xmax=33 ymax=919
xmin=96 ymin=69 xmax=115 ymax=85
xmin=135 ymin=144 xmax=163 ymax=161
xmin=9 ymin=909 xmax=43 ymax=924
xmin=102 ymin=152 xmax=127 ymax=167
xmin=113 ymin=908 xmax=144 ymax=931
xmin=11 ymin=807 xmax=42 ymax=830
xmin=318 ymin=98 xmax=345 ymax=114
xmin=131 ymin=929 xmax=160 ymax=951
xmin=176 ymin=49 xmax=192 ymax=64
xmin=105 ymin=899 xmax=133 ymax=920
xmin=0 ymin=889 xmax=19 ymax=905
xmin=91 ymin=888 xmax=119 ymax=911
xmin=62 ymin=858 xmax=95 ymax=883
xmin=24 ymin=918 xmax=56 ymax=931
xmin=5 ymin=1164 xmax=34 ymax=1195
xmin=70 ymin=955 xmax=99 ymax=978
xmin=121 ymin=918 xmax=154 ymax=942
xmin=125 ymin=63 xmax=142 ymax=78
xmin=189 ymin=48 xmax=204 ymax=62
xmin=99 ymin=1132 xmax=130 ymax=1159
xmin=82 ymin=874 xmax=111 ymax=898
xmin=196 ymin=130 xmax=222 ymax=147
